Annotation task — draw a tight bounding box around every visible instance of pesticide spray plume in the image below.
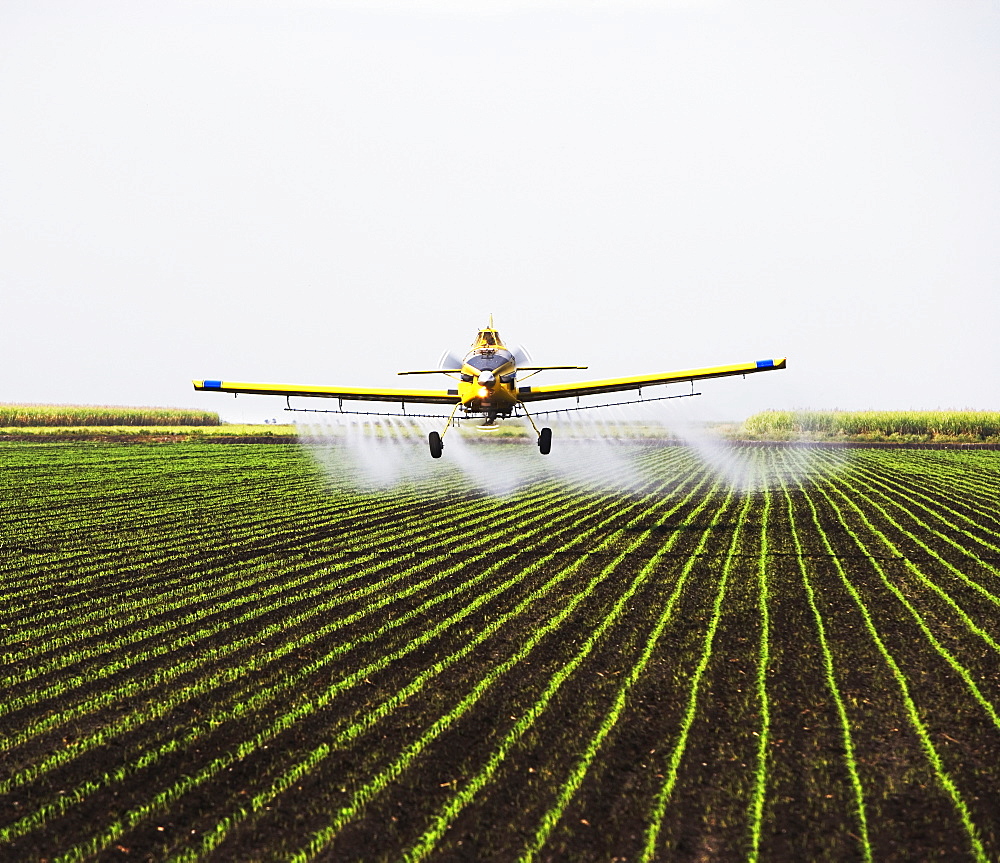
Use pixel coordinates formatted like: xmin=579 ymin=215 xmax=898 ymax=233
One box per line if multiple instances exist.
xmin=653 ymin=400 xmax=852 ymax=493
xmin=297 ymin=402 xmax=849 ymax=498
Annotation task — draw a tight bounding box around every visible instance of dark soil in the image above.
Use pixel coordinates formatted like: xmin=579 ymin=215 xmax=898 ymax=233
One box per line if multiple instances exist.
xmin=2 ymin=443 xmax=998 ymax=862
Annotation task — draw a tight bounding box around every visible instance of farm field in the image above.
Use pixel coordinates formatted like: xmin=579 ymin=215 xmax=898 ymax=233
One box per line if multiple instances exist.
xmin=1 ymin=440 xmax=999 ymax=861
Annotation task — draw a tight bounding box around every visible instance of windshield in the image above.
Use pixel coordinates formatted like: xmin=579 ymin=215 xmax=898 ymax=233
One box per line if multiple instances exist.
xmin=466 ymin=351 xmax=513 ymax=372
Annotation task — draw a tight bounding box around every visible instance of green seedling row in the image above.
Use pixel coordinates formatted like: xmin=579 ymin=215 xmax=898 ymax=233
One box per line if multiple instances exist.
xmin=2 ymin=443 xmax=999 ymax=861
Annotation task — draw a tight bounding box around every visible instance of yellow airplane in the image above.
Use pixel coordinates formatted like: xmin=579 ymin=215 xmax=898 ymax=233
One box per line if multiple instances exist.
xmin=193 ymin=319 xmax=786 ymax=458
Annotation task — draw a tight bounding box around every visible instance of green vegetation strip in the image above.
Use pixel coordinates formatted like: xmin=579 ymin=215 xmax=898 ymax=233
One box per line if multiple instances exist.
xmin=779 ymin=460 xmax=872 ymax=862
xmin=797 ymin=468 xmax=988 ymax=863
xmin=834 ymin=454 xmax=1000 ymax=573
xmin=185 ymin=464 xmax=705 ymax=860
xmin=859 ymin=450 xmax=1000 ymax=523
xmin=639 ymin=491 xmax=748 ymax=861
xmin=747 ymin=479 xmax=771 ymax=863
xmin=743 ymin=409 xmax=1000 ymax=441
xmin=293 ymin=479 xmax=720 ymax=863
xmin=1 ymin=466 xmax=662 ymax=827
xmin=4 ymin=443 xmax=1000 ymax=861
xmin=511 ymin=483 xmax=729 ymax=863
xmin=0 ymin=404 xmax=220 ymax=426
xmin=813 ymin=475 xmax=1000 ymax=726
xmin=51 ymin=461 xmax=693 ymax=860
xmin=0 ymin=477 xmax=576 ymax=709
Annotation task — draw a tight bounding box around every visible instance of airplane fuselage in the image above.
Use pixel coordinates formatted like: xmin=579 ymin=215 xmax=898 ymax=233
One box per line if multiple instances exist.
xmin=457 ymin=347 xmax=518 ymax=417
xmin=454 ymin=330 xmax=521 ymax=420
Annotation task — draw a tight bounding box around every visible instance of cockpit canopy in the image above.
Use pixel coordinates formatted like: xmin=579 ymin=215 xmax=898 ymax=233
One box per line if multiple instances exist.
xmin=473 ymin=328 xmax=504 ymax=349
xmin=462 ymin=324 xmax=515 ymax=381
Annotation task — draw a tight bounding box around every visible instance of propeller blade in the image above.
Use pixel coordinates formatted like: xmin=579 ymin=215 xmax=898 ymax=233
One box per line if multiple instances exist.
xmin=438 ymin=349 xmax=466 ymax=370
xmin=512 ymin=344 xmax=532 ymax=366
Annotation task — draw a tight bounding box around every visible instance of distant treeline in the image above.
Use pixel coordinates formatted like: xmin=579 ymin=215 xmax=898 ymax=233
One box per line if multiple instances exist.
xmin=743 ymin=409 xmax=1000 ymax=441
xmin=0 ymin=404 xmax=221 ymax=427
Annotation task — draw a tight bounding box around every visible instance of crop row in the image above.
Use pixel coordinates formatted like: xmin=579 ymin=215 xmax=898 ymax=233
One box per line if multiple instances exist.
xmin=0 ymin=442 xmax=700 ymax=860
xmin=1 ymin=442 xmax=999 ymax=860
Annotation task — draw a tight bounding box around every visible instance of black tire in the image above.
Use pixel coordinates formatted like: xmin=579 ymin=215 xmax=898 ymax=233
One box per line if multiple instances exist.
xmin=428 ymin=430 xmax=443 ymax=459
xmin=538 ymin=427 xmax=552 ymax=455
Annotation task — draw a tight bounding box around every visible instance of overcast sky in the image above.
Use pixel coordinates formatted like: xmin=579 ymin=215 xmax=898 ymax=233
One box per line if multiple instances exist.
xmin=2 ymin=0 xmax=997 ymax=423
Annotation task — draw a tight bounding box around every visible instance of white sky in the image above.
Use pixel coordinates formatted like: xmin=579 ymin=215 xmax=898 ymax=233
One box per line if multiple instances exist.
xmin=2 ymin=0 xmax=997 ymax=422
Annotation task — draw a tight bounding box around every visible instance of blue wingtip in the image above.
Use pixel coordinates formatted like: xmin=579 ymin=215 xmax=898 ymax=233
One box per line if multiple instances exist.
xmin=202 ymin=380 xmax=223 ymax=390
xmin=755 ymin=360 xmax=775 ymax=369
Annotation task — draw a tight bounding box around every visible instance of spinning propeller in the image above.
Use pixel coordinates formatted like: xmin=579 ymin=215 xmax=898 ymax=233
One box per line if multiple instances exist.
xmin=437 ymin=349 xmax=465 ymax=371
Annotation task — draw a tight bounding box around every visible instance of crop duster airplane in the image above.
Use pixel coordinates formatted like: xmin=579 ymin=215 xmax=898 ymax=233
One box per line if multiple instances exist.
xmin=193 ymin=319 xmax=786 ymax=458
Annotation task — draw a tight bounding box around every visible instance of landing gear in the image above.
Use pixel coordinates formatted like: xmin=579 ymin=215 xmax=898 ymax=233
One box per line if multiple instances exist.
xmin=538 ymin=426 xmax=552 ymax=455
xmin=517 ymin=401 xmax=552 ymax=456
xmin=428 ymin=430 xmax=443 ymax=458
xmin=428 ymin=403 xmax=462 ymax=459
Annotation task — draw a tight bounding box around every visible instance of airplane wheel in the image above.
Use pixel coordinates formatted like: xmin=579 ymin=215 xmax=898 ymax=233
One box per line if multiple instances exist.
xmin=538 ymin=427 xmax=552 ymax=455
xmin=429 ymin=430 xmax=444 ymax=459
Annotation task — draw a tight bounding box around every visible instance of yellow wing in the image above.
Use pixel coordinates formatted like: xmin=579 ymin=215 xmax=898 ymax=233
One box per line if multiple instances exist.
xmin=516 ymin=358 xmax=786 ymax=402
xmin=192 ymin=380 xmax=460 ymax=406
